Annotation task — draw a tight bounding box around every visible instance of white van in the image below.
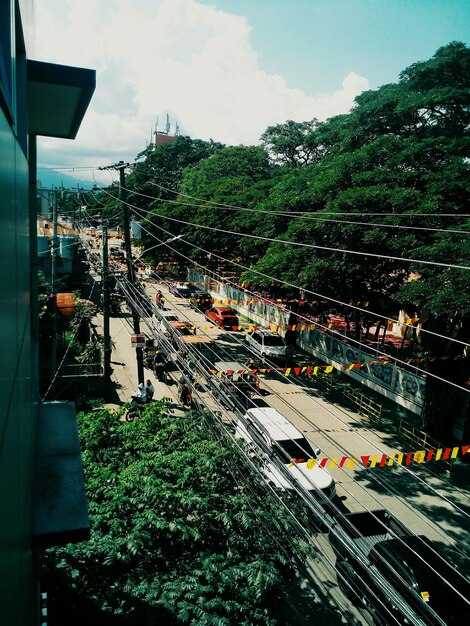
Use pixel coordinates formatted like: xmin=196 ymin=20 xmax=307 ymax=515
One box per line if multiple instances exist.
xmin=245 ymin=329 xmax=293 ymax=361
xmin=235 ymin=407 xmax=336 ymax=500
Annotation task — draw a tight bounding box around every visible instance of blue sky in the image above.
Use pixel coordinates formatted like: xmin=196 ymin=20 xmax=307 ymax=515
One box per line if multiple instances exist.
xmin=199 ymin=0 xmax=469 ymax=92
xmin=36 ymin=0 xmax=469 ymax=184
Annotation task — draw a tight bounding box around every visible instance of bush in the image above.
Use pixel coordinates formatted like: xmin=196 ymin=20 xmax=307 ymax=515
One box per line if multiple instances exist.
xmin=43 ymin=403 xmax=308 ymax=625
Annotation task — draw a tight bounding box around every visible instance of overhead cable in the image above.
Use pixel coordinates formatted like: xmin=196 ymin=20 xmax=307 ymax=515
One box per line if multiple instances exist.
xmin=94 ymin=184 xmax=470 ymax=271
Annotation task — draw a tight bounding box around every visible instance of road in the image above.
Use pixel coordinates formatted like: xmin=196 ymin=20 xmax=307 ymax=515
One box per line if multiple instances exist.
xmin=137 ymin=280 xmax=470 ymax=566
xmin=86 ymin=243 xmax=470 ymax=624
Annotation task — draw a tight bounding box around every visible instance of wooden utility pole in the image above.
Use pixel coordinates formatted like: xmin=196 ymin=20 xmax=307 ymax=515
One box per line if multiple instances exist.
xmin=118 ymin=162 xmax=145 ymax=384
xmin=102 ymin=222 xmax=112 ymax=397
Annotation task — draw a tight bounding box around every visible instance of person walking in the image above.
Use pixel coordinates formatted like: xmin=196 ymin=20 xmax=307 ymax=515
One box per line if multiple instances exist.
xmin=145 ymin=379 xmax=155 ymax=402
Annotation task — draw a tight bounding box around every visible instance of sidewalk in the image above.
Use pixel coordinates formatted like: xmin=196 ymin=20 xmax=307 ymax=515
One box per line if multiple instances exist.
xmin=96 ymin=308 xmax=182 ymax=407
xmin=88 ymin=260 xmax=182 ymax=409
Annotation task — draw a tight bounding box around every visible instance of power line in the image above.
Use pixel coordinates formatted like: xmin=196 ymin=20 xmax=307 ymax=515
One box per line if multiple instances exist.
xmin=94 ymin=184 xmax=470 ymax=271
xmin=115 ymin=258 xmax=470 ymax=616
xmin=121 ymin=182 xmax=470 ymax=236
xmin=129 ymin=202 xmax=470 ymax=351
xmin=42 ymin=281 xmax=97 ymax=401
xmin=133 ymin=215 xmax=470 ymax=395
xmin=146 ymin=180 xmax=470 ymax=220
xmin=84 ymin=235 xmax=470 ymax=614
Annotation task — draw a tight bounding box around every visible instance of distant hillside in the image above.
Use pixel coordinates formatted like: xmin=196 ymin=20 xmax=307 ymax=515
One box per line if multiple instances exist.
xmin=36 ymin=168 xmax=95 ymax=190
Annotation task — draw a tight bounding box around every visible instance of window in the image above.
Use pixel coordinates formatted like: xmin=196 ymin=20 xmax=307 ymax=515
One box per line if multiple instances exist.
xmin=263 ymin=335 xmax=285 ymax=347
xmin=273 ymin=438 xmax=316 ymax=463
xmin=0 ymin=0 xmax=13 ymax=123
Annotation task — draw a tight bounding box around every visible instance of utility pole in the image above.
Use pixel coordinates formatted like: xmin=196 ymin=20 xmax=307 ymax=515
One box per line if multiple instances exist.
xmin=118 ymin=161 xmax=145 ymax=384
xmin=102 ymin=222 xmax=112 ymax=398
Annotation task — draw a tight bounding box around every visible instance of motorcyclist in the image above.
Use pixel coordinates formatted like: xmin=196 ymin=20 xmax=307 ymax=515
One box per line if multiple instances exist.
xmin=153 ymin=350 xmax=167 ymax=382
xmin=156 ymin=290 xmax=164 ymax=309
xmin=131 ymin=382 xmax=147 ymax=404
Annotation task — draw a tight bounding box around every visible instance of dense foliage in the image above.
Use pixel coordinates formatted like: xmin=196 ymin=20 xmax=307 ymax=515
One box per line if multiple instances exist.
xmin=136 ymin=43 xmax=470 ymax=326
xmin=43 ymin=404 xmax=309 ymax=625
xmin=85 ymin=42 xmax=470 ymax=435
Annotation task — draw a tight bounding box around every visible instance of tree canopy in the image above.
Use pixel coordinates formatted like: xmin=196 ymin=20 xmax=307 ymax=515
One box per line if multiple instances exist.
xmin=82 ymin=41 xmax=470 ymax=436
xmin=43 ymin=403 xmax=311 ymax=625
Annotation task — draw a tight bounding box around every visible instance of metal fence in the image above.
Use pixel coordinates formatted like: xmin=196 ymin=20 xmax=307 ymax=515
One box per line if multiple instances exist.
xmin=398 ymin=419 xmax=454 ymax=475
xmin=59 ymin=362 xmax=104 ymax=378
xmin=343 ymin=384 xmax=383 ymax=425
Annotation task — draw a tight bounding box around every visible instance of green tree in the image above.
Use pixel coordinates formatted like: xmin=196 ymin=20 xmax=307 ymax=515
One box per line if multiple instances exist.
xmin=143 ymin=145 xmax=275 ymax=263
xmin=43 ymin=404 xmax=310 ymax=625
xmin=261 ymin=119 xmax=326 ymax=167
xmin=127 ymin=136 xmax=224 ymax=259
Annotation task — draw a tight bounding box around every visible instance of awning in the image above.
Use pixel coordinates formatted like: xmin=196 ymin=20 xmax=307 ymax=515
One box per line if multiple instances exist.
xmin=33 ymin=401 xmax=90 ymax=548
xmin=27 ymin=60 xmax=95 ymax=138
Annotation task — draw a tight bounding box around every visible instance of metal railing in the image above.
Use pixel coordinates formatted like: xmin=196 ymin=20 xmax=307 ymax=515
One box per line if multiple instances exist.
xmin=398 ymin=419 xmax=454 ymax=475
xmin=314 ymin=369 xmax=335 ymax=393
xmin=343 ymin=384 xmax=383 ymax=424
xmin=59 ymin=362 xmax=104 ymax=378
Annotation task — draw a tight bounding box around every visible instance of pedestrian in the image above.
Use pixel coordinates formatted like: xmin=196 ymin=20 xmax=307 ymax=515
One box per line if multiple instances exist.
xmin=145 ymin=379 xmax=154 ymax=402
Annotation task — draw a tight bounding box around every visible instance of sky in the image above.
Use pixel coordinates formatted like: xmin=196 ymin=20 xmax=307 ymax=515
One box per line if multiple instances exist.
xmin=35 ymin=0 xmax=469 ymax=186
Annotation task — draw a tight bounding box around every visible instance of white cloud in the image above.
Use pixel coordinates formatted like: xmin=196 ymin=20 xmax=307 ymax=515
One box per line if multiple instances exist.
xmin=36 ymin=0 xmax=369 ymax=179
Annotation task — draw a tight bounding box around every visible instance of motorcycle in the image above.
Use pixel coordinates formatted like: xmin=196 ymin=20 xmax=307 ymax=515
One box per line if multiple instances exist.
xmin=125 ymin=396 xmax=145 ymax=422
xmin=154 ymin=361 xmax=168 ymax=384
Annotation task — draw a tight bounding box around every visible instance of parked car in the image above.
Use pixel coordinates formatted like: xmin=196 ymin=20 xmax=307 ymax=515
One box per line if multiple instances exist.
xmin=152 ymin=310 xmax=179 ymax=333
xmin=330 ymin=509 xmax=470 ymax=625
xmin=245 ymin=329 xmax=293 ymax=361
xmin=206 ymin=306 xmax=239 ymax=330
xmin=168 ymin=282 xmax=192 ymax=298
xmin=235 ymin=407 xmax=336 ymax=501
xmin=189 ymin=288 xmax=212 ymax=312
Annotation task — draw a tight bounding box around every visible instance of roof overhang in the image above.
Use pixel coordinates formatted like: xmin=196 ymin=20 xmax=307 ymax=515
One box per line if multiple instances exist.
xmin=27 ymin=59 xmax=95 ymax=138
xmin=33 ymin=401 xmax=90 ymax=548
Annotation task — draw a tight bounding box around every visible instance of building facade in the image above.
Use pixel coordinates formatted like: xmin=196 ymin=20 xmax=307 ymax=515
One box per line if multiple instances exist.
xmin=0 ymin=2 xmax=95 ymax=624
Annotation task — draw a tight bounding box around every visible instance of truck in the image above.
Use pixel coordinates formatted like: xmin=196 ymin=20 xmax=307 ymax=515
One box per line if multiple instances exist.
xmin=329 ymin=509 xmax=470 ymax=625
